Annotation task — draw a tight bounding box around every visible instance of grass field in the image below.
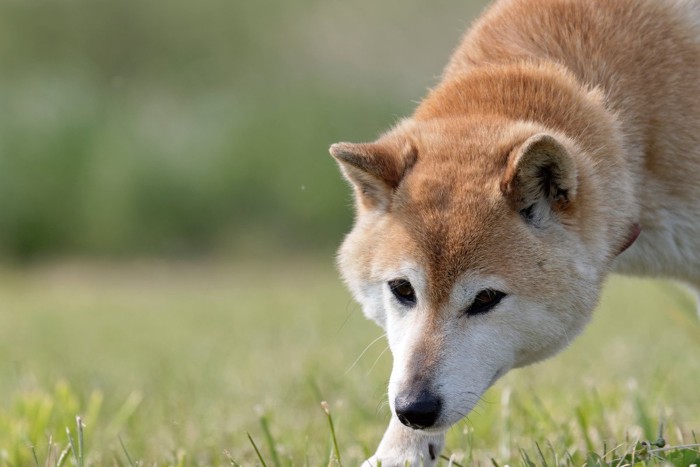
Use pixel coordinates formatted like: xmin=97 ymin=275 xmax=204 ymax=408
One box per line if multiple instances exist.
xmin=0 ymin=258 xmax=699 ymax=466
xmin=2 ymin=0 xmax=698 ymax=464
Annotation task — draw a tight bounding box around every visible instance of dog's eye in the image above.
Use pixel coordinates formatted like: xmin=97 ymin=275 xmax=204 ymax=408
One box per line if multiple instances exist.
xmin=388 ymin=279 xmax=416 ymax=306
xmin=466 ymin=289 xmax=506 ymax=316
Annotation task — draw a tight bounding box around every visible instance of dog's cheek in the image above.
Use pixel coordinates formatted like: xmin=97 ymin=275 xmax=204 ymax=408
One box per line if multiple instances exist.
xmin=358 ymin=283 xmax=389 ymax=328
xmin=506 ymin=296 xmax=592 ymax=367
xmin=341 ymin=268 xmax=387 ymax=327
xmin=336 ymin=219 xmax=390 ymax=327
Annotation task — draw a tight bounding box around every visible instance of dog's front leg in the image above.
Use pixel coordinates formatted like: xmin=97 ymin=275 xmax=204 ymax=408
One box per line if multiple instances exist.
xmin=363 ymin=416 xmax=445 ymax=467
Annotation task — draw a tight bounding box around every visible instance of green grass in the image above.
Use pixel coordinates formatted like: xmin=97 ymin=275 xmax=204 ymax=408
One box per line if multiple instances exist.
xmin=0 ymin=259 xmax=699 ymax=465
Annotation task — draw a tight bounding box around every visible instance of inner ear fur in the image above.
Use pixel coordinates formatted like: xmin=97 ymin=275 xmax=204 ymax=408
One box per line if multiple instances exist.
xmin=500 ymin=133 xmax=577 ymax=224
xmin=330 ymin=137 xmax=417 ymax=210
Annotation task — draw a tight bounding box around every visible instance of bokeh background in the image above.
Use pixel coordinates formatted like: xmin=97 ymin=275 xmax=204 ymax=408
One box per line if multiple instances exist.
xmin=0 ymin=0 xmax=489 ymax=260
xmin=1 ymin=0 xmax=699 ymax=465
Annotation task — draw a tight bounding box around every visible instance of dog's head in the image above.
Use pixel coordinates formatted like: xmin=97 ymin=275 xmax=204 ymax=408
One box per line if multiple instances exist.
xmin=331 ymin=116 xmax=629 ymax=431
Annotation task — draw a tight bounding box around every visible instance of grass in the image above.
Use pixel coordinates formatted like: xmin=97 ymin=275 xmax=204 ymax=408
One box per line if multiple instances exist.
xmin=0 ymin=258 xmax=699 ymax=466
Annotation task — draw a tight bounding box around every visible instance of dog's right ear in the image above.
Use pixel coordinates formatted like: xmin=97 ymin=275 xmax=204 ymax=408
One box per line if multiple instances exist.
xmin=330 ymin=138 xmax=417 ymax=211
xmin=500 ymin=133 xmax=577 ymax=226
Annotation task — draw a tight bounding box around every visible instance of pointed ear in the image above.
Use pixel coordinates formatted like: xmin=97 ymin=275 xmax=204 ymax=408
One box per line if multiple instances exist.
xmin=500 ymin=133 xmax=577 ymax=226
xmin=330 ymin=138 xmax=417 ymax=210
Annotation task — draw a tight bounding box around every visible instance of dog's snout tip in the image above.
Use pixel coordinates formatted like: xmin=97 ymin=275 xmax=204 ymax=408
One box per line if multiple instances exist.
xmin=394 ymin=391 xmax=442 ymax=429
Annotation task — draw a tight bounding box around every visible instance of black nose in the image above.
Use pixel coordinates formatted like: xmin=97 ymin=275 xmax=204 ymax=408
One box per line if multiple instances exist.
xmin=394 ymin=390 xmax=442 ymax=429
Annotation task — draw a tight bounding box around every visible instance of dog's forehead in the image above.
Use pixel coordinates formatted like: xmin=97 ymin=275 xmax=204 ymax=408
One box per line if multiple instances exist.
xmin=392 ymin=167 xmax=514 ymax=305
xmin=412 ymin=119 xmax=512 ymax=163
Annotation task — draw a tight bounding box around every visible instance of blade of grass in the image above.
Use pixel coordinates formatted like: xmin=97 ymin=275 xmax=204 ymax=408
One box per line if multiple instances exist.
xmin=519 ymin=447 xmax=536 ymax=467
xmin=648 ymin=443 xmax=700 ymax=454
xmin=535 ymin=442 xmax=549 ymax=467
xmin=613 ymin=438 xmax=639 ymax=467
xmin=30 ymin=444 xmax=40 ymax=467
xmin=66 ymin=428 xmax=78 ymax=467
xmin=76 ymin=416 xmax=84 ymax=467
xmin=632 ymin=396 xmax=655 ymax=441
xmin=259 ymin=415 xmax=281 ymax=467
xmin=46 ymin=434 xmax=54 ymax=467
xmin=247 ymin=432 xmax=268 ymax=467
xmin=585 ymin=451 xmax=605 ymax=466
xmin=565 ymin=451 xmax=576 ymax=466
xmin=223 ymin=449 xmax=241 ymax=466
xmin=602 ymin=442 xmax=625 ymax=464
xmin=118 ymin=435 xmax=137 ymax=467
xmin=175 ymin=449 xmax=186 ymax=467
xmin=105 ymin=391 xmax=143 ymax=437
xmin=55 ymin=444 xmax=70 ymax=467
xmin=575 ymin=407 xmax=595 ymax=453
xmin=321 ymin=401 xmax=342 ymax=467
xmin=224 ymin=449 xmax=242 ymax=467
xmin=657 ymin=421 xmax=665 ymax=446
xmin=439 ymin=453 xmax=464 ymax=467
xmin=546 ymin=440 xmax=559 ymax=466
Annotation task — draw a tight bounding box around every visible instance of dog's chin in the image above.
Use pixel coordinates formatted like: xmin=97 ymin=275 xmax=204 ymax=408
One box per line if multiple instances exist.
xmin=430 ymin=369 xmax=510 ymax=429
xmin=433 ymin=407 xmax=475 ymax=431
xmin=403 ymin=423 xmax=449 ymax=435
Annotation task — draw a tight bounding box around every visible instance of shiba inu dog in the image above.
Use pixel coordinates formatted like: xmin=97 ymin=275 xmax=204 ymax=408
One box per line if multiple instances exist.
xmin=329 ymin=0 xmax=700 ymax=465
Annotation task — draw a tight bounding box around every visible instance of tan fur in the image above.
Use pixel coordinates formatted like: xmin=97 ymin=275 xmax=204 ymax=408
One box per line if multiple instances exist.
xmin=330 ymin=1 xmax=700 ymax=465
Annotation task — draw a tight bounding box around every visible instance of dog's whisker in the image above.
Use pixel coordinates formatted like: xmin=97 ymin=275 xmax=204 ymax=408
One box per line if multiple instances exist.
xmin=376 ymin=399 xmax=391 ymax=417
xmin=366 ymin=344 xmax=391 ymax=376
xmin=335 ymin=298 xmax=361 ymax=335
xmin=345 ymin=333 xmax=387 ymax=375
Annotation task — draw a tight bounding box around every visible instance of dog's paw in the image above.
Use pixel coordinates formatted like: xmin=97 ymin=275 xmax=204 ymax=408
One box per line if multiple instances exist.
xmin=361 ymin=450 xmax=438 ymax=467
xmin=360 ymin=455 xmax=382 ymax=467
xmin=364 ymin=418 xmax=444 ymax=467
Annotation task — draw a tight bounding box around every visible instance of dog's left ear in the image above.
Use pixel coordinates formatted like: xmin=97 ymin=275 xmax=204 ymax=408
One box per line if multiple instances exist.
xmin=330 ymin=138 xmax=417 ymax=211
xmin=500 ymin=133 xmax=577 ymax=225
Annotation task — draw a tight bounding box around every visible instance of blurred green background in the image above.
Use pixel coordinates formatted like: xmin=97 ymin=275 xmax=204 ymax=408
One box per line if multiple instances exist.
xmin=0 ymin=0 xmax=489 ymax=260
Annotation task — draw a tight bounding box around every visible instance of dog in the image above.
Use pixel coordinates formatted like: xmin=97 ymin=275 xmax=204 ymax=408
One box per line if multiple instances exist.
xmin=329 ymin=0 xmax=700 ymax=465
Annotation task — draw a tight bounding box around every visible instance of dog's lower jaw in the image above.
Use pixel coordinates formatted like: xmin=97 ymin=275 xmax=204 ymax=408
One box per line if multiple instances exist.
xmin=362 ymin=417 xmax=446 ymax=467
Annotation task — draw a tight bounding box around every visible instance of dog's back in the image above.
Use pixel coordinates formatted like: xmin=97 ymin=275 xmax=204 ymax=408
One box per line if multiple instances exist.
xmin=444 ymin=0 xmax=700 ymax=282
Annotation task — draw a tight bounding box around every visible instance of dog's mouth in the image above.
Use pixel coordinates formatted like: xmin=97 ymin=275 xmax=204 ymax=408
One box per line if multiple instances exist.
xmin=409 ymin=422 xmax=449 ymax=434
xmin=424 ymin=367 xmax=508 ymax=430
